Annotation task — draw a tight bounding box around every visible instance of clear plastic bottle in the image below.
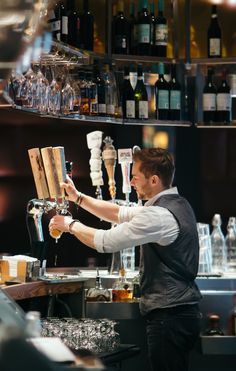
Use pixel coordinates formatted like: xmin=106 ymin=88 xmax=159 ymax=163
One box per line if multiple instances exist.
xmin=25 ymin=311 xmax=42 ymax=338
xmin=211 ymin=213 xmax=227 ymax=274
xmin=225 ymin=217 xmax=236 ymax=273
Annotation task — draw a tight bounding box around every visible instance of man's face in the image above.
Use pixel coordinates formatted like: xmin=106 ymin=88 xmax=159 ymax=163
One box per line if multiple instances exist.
xmin=130 ymin=161 xmax=154 ymax=200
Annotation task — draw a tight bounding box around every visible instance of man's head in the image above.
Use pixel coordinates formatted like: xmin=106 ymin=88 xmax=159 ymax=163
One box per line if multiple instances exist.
xmin=131 ymin=148 xmax=175 ymax=200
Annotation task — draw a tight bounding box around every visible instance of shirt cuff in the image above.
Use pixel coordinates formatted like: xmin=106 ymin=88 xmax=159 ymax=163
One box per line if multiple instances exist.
xmin=94 ymin=229 xmax=106 ymax=253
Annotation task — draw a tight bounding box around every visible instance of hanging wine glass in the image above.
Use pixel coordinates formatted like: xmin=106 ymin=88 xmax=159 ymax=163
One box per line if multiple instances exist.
xmin=48 ymin=65 xmax=61 ymax=115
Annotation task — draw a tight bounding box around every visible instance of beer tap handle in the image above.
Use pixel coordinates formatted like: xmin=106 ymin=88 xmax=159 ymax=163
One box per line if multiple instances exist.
xmin=86 ymin=131 xmax=104 ymax=199
xmin=118 ymin=148 xmax=133 ymax=204
xmin=102 ymin=136 xmax=117 ymax=201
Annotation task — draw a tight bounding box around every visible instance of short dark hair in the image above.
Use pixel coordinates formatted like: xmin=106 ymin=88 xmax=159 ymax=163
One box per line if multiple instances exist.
xmin=133 ymin=148 xmax=175 ymax=188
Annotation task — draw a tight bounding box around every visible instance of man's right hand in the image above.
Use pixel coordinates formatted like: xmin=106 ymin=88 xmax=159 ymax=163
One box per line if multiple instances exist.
xmin=61 ymin=176 xmax=81 ymax=203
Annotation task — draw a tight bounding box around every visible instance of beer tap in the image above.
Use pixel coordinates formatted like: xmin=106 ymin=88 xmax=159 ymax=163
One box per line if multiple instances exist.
xmin=86 ymin=131 xmax=104 ymax=199
xmin=27 ymin=146 xmax=69 ymax=262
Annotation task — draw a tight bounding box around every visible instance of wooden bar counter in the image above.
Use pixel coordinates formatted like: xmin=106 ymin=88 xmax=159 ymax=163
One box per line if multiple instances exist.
xmin=1 ymin=280 xmax=85 ymax=301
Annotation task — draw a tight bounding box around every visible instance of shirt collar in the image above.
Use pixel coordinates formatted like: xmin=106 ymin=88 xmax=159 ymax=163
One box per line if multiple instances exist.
xmin=145 ymin=187 xmax=179 ymax=206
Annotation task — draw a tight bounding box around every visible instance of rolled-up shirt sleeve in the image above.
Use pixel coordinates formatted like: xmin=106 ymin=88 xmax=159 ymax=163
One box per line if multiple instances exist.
xmin=94 ymin=206 xmax=179 ymax=253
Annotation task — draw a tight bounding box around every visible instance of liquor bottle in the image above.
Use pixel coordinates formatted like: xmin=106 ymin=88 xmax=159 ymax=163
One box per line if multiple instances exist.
xmin=136 ymin=0 xmax=151 ymax=56
xmin=86 ymin=70 xmax=98 ymax=115
xmin=48 ymin=1 xmax=62 ymax=41
xmin=149 ymin=1 xmax=155 ymax=56
xmin=216 ymin=72 xmax=231 ymax=124
xmin=79 ymin=71 xmax=90 ymax=115
xmin=154 ymin=0 xmax=167 ymax=57
xmin=225 ymin=217 xmax=236 ymax=273
xmin=169 ymin=63 xmax=181 ymax=121
xmin=134 ymin=64 xmax=148 ymax=120
xmin=204 ymin=314 xmax=224 ymax=336
xmin=155 ymin=63 xmax=169 ymax=120
xmin=60 ymin=1 xmax=68 ymax=43
xmin=228 ymin=294 xmax=236 ymax=335
xmin=86 ymin=268 xmax=111 ymax=302
xmin=207 ymin=5 xmax=221 ymax=58
xmin=80 ymin=0 xmax=94 ymax=51
xmin=211 ymin=213 xmax=227 ymax=274
xmin=112 ymin=0 xmax=130 ymax=54
xmin=93 ymin=62 xmax=106 ymax=116
xmin=103 ymin=63 xmax=118 ymax=117
xmin=132 ymin=272 xmax=141 ymax=301
xmin=112 ymin=268 xmax=133 ymax=302
xmin=122 ymin=65 xmax=135 ymax=119
xmin=203 ymin=67 xmax=216 ymax=124
xmin=67 ymin=0 xmax=80 ymax=48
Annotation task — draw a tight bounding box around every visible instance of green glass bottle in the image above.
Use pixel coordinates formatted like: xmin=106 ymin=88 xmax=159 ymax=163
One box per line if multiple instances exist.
xmin=134 ymin=64 xmax=148 ymax=120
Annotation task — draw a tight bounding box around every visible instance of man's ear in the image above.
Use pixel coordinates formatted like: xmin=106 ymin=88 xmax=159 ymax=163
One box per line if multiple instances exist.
xmin=151 ymin=175 xmax=159 ymax=185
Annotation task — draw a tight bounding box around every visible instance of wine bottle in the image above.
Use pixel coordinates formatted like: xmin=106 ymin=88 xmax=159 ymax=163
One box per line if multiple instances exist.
xmin=134 ymin=64 xmax=148 ymax=120
xmin=67 ymin=0 xmax=80 ymax=48
xmin=93 ymin=62 xmax=106 ymax=116
xmin=103 ymin=63 xmax=118 ymax=117
xmin=216 ymin=72 xmax=231 ymax=124
xmin=80 ymin=0 xmax=94 ymax=51
xmin=149 ymin=1 xmax=155 ymax=56
xmin=203 ymin=67 xmax=216 ymax=124
xmin=136 ymin=0 xmax=151 ymax=56
xmin=60 ymin=1 xmax=68 ymax=43
xmin=169 ymin=64 xmax=181 ymax=120
xmin=155 ymin=63 xmax=169 ymax=120
xmin=154 ymin=0 xmax=167 ymax=57
xmin=48 ymin=1 xmax=62 ymax=41
xmin=208 ymin=5 xmax=221 ymax=58
xmin=112 ymin=0 xmax=130 ymax=54
xmin=122 ymin=65 xmax=135 ymax=119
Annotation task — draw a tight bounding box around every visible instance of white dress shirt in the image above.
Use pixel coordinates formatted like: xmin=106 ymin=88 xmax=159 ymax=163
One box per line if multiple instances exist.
xmin=94 ymin=187 xmax=180 ymax=253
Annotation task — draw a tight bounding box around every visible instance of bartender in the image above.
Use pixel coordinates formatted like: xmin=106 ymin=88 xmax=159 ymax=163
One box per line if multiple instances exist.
xmin=49 ymin=147 xmax=202 ymax=371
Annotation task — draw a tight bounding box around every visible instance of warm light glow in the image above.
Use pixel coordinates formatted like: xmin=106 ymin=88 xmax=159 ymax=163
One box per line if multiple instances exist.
xmin=153 ymin=132 xmax=169 ymax=149
xmin=227 ymin=0 xmax=236 ymax=6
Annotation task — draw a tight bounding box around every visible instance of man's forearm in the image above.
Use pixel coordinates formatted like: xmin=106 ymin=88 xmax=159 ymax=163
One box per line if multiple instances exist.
xmin=79 ymin=194 xmax=120 ymax=224
xmin=69 ymin=220 xmax=97 ymax=249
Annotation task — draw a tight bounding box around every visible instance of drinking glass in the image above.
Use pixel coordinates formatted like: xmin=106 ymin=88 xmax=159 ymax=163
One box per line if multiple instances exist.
xmin=197 ymin=223 xmax=212 ymax=274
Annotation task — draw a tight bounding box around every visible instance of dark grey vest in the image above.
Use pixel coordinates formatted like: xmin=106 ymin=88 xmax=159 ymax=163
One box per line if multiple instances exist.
xmin=139 ymin=194 xmax=202 ymax=316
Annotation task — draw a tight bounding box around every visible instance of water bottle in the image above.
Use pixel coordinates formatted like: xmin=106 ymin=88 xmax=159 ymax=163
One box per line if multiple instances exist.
xmin=226 ymin=217 xmax=236 ymax=273
xmin=25 ymin=311 xmax=42 ymax=338
xmin=120 ymin=247 xmax=135 ymax=272
xmin=211 ymin=214 xmax=227 ymax=274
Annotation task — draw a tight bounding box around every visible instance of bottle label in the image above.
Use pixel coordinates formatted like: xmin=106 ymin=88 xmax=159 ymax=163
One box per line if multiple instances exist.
xmin=51 ymin=20 xmax=61 ymax=33
xmin=139 ymin=101 xmax=148 ymax=119
xmin=155 ymin=24 xmax=168 ymax=46
xmin=217 ymin=93 xmax=231 ymax=111
xmin=137 ymin=24 xmax=150 ymax=44
xmin=209 ymin=38 xmax=221 ymax=56
xmin=158 ymin=90 xmax=169 ymax=109
xmin=62 ymin=16 xmax=68 ymax=35
xmin=203 ymin=93 xmax=216 ymax=111
xmin=170 ymin=90 xmax=181 ymax=110
xmin=126 ymin=100 xmax=135 ymax=118
xmin=98 ymin=103 xmax=106 ymax=114
xmin=115 ymin=35 xmax=127 ymax=50
xmin=107 ymin=104 xmax=115 ymax=115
